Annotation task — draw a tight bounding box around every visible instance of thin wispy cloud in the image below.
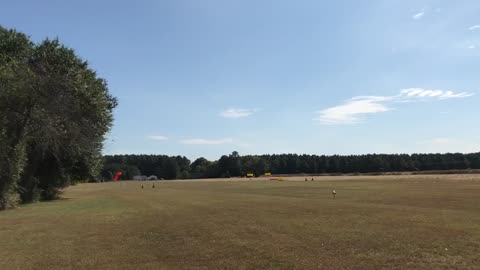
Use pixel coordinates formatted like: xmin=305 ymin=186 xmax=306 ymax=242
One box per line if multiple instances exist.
xmin=468 ymin=45 xmax=476 ymax=49
xmin=147 ymin=135 xmax=169 ymax=141
xmin=469 ymin=25 xmax=480 ymax=31
xmin=412 ymin=11 xmax=425 ymax=20
xmin=220 ymin=108 xmax=258 ymax=119
xmin=430 ymin=138 xmax=456 ymax=145
xmin=315 ymin=97 xmax=390 ymax=124
xmin=315 ymin=88 xmax=474 ymax=124
xmin=180 ymin=138 xmax=233 ymax=145
xmin=400 ymin=88 xmax=473 ymax=99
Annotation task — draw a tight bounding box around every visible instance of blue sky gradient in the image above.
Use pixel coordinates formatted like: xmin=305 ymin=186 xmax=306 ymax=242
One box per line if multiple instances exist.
xmin=2 ymin=0 xmax=479 ymax=160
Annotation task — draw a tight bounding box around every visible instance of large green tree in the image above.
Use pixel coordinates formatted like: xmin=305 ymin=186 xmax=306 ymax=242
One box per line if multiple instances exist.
xmin=0 ymin=26 xmax=117 ymax=209
xmin=0 ymin=27 xmax=35 ymax=209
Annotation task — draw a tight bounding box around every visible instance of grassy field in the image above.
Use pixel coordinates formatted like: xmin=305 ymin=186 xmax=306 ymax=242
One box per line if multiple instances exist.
xmin=1 ymin=175 xmax=480 ymax=270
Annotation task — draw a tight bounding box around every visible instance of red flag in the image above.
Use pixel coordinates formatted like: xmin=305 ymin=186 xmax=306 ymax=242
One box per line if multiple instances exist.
xmin=113 ymin=171 xmax=122 ymax=182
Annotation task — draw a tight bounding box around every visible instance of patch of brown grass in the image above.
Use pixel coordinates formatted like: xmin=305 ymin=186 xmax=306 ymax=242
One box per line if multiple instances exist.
xmin=1 ymin=175 xmax=480 ymax=269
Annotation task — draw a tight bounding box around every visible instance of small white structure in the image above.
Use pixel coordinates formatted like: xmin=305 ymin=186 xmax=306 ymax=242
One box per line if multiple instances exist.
xmin=147 ymin=175 xmax=158 ymax=180
xmin=133 ymin=175 xmax=148 ymax=181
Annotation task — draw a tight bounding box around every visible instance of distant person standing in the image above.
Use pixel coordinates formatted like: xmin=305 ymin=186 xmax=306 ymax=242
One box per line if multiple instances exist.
xmin=332 ymin=190 xmax=336 ymax=199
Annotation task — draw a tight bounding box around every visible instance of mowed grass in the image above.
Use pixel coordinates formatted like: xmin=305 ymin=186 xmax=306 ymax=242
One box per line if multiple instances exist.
xmin=1 ymin=175 xmax=480 ymax=270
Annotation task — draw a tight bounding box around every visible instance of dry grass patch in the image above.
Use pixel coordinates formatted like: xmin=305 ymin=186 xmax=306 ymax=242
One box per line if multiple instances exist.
xmin=1 ymin=175 xmax=480 ymax=269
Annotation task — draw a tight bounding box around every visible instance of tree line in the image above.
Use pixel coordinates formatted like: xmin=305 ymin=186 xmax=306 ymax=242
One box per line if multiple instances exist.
xmin=0 ymin=26 xmax=116 ymax=209
xmin=103 ymin=151 xmax=480 ymax=180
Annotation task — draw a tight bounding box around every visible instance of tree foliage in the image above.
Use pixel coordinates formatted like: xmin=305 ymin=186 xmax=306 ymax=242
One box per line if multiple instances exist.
xmin=0 ymin=26 xmax=116 ymax=209
xmin=103 ymin=152 xmax=480 ymax=181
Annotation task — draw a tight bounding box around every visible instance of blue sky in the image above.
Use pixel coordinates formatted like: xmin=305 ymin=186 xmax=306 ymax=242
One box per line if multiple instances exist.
xmin=2 ymin=0 xmax=480 ymax=160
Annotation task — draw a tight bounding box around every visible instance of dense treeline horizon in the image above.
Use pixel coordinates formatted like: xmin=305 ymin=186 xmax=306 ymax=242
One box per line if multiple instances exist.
xmin=102 ymin=151 xmax=480 ymax=180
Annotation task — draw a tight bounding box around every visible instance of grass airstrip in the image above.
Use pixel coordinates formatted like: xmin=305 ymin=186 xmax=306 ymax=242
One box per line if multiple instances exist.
xmin=1 ymin=175 xmax=480 ymax=269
